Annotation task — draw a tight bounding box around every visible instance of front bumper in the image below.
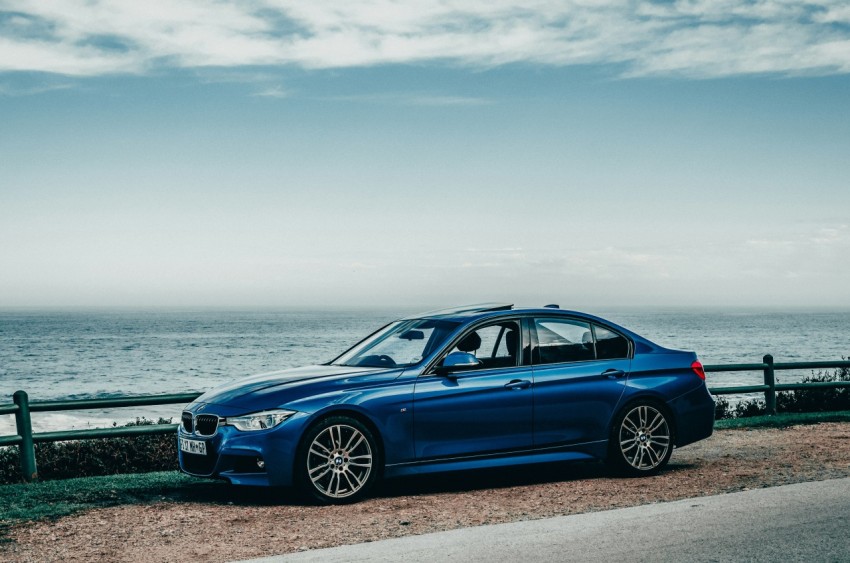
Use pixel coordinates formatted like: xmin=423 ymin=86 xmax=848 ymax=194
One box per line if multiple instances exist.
xmin=177 ymin=411 xmax=311 ymax=487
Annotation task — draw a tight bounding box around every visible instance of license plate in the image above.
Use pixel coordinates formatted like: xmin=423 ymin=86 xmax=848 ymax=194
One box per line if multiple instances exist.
xmin=179 ymin=437 xmax=207 ymax=455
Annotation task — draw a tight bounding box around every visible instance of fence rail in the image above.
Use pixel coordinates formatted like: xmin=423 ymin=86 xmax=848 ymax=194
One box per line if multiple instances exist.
xmin=704 ymin=356 xmax=850 ymax=416
xmin=0 ymin=391 xmax=201 ymax=481
xmin=2 ymin=354 xmax=849 ymax=483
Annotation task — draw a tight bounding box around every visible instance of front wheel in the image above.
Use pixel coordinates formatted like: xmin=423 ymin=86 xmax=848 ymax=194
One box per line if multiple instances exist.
xmin=296 ymin=415 xmax=380 ymax=504
xmin=608 ymin=402 xmax=674 ymax=476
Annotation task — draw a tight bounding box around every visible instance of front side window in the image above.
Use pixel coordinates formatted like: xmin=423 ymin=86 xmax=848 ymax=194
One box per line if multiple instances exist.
xmin=442 ymin=320 xmax=521 ymax=370
xmin=533 ymin=318 xmax=595 ymax=364
xmin=333 ymin=319 xmax=460 ymax=368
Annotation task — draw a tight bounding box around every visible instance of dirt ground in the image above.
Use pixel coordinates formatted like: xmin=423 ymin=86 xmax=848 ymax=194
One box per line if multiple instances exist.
xmin=4 ymin=423 xmax=850 ymax=563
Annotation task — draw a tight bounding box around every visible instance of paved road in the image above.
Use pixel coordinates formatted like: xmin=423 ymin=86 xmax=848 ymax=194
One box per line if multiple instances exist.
xmin=238 ymin=478 xmax=850 ymax=562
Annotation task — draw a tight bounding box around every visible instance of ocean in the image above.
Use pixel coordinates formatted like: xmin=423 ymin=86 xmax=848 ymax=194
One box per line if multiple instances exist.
xmin=1 ymin=308 xmax=849 ymax=435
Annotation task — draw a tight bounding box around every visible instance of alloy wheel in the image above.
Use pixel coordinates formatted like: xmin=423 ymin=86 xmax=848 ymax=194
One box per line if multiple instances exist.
xmin=618 ymin=404 xmax=671 ymax=471
xmin=306 ymin=423 xmax=373 ymax=499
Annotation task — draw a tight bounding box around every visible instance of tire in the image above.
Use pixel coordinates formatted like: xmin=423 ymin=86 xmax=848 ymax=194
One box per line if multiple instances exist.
xmin=295 ymin=415 xmax=381 ymax=504
xmin=608 ymin=401 xmax=674 ymax=476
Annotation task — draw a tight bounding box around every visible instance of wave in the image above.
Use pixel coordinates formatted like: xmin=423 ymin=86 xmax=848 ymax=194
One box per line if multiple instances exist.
xmin=0 ymin=405 xmax=184 ymax=437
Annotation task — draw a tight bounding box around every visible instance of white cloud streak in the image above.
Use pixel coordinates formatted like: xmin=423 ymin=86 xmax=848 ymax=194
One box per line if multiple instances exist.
xmin=322 ymin=92 xmax=494 ymax=105
xmin=1 ymin=1 xmax=849 ymax=78
xmin=252 ymin=85 xmax=288 ymax=98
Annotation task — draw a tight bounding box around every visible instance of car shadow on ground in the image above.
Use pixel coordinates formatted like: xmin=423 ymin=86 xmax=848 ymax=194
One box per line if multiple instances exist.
xmin=376 ymin=461 xmax=608 ymax=498
xmin=375 ymin=460 xmax=697 ymax=499
xmin=169 ymin=479 xmax=288 ymax=506
xmin=172 ymin=460 xmax=698 ymax=507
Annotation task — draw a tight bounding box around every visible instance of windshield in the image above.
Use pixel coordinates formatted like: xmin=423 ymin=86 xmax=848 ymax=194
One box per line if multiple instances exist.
xmin=332 ymin=319 xmax=460 ymax=368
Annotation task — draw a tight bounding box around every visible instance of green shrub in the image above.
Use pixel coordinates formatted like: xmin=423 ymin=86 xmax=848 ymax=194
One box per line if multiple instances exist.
xmin=777 ymin=364 xmax=850 ymax=413
xmin=714 ymin=362 xmax=850 ymax=419
xmin=714 ymin=396 xmax=733 ymax=419
xmin=0 ymin=418 xmax=177 ymax=485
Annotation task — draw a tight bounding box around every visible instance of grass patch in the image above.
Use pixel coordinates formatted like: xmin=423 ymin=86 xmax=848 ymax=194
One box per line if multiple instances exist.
xmin=714 ymin=410 xmax=850 ymax=429
xmin=0 ymin=471 xmax=202 ymax=526
xmin=0 ymin=471 xmax=291 ymax=538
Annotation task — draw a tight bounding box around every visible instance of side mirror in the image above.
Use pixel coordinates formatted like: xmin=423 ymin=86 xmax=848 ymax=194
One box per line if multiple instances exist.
xmin=436 ymin=352 xmax=482 ymax=376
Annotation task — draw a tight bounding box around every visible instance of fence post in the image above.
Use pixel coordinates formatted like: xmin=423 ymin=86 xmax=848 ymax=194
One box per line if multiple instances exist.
xmin=763 ymin=354 xmax=776 ymax=416
xmin=13 ymin=390 xmax=38 ymax=482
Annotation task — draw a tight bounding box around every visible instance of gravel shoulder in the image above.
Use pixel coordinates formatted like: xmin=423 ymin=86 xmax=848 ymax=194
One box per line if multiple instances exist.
xmin=4 ymin=423 xmax=850 ymax=563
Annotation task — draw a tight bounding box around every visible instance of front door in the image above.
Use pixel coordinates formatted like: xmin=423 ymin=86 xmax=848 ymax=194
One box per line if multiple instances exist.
xmin=413 ymin=319 xmax=533 ymax=459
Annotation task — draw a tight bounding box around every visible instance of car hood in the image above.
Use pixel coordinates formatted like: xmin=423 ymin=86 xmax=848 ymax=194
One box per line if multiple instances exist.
xmin=190 ymin=364 xmax=404 ymax=412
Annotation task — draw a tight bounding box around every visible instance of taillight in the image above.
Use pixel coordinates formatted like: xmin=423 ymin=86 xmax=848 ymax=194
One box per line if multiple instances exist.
xmin=691 ymin=360 xmax=706 ymax=380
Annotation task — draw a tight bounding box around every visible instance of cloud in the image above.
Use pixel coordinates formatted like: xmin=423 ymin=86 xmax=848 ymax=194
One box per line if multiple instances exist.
xmin=450 ymin=224 xmax=850 ymax=288
xmin=1 ymin=1 xmax=849 ymax=78
xmin=735 ymin=224 xmax=850 ymax=282
xmin=252 ymin=85 xmax=288 ymax=98
xmin=0 ymin=78 xmax=73 ymax=95
xmin=526 ymin=247 xmax=680 ymax=280
xmin=747 ymin=224 xmax=849 ymax=249
xmin=322 ymin=92 xmax=493 ymax=106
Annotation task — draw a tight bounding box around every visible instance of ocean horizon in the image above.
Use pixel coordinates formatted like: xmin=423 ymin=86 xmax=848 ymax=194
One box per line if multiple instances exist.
xmin=2 ymin=306 xmax=848 ymax=434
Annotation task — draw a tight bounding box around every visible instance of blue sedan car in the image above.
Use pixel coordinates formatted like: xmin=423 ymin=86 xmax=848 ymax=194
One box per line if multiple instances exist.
xmin=178 ymin=304 xmax=714 ymax=503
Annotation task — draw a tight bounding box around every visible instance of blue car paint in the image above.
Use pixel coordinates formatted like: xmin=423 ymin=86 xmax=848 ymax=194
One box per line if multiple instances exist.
xmin=412 ymin=364 xmax=534 ymax=459
xmin=531 ymin=357 xmax=631 ymax=447
xmin=178 ymin=306 xmax=714 ymax=488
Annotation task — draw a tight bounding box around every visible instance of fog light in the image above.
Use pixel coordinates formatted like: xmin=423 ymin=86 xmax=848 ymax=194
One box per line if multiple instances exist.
xmin=256 ymin=458 xmax=265 ymax=469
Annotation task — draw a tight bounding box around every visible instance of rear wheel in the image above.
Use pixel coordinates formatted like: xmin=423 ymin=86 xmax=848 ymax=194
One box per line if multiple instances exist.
xmin=608 ymin=402 xmax=673 ymax=476
xmin=296 ymin=415 xmax=380 ymax=504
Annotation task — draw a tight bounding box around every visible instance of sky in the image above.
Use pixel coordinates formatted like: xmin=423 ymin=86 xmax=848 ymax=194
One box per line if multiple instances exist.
xmin=1 ymin=1 xmax=849 ymax=309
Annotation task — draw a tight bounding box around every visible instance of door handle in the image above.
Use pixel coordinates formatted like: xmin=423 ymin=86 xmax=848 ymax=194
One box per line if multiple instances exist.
xmin=602 ymin=369 xmax=626 ymax=379
xmin=504 ymin=379 xmax=531 ymax=390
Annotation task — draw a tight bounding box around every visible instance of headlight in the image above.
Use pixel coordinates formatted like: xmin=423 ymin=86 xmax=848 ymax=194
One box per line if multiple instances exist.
xmin=225 ymin=409 xmax=296 ymax=431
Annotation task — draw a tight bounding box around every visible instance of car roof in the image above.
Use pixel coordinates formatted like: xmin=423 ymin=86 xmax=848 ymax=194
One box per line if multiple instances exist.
xmin=402 ymin=303 xmax=655 ymax=348
xmin=404 ymin=303 xmax=594 ymax=323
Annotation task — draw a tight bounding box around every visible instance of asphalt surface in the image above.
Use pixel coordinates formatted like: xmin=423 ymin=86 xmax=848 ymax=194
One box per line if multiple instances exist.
xmin=237 ymin=477 xmax=850 ymax=562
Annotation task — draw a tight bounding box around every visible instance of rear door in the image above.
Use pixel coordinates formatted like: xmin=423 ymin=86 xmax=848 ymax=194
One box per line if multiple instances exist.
xmin=531 ymin=317 xmax=631 ymax=447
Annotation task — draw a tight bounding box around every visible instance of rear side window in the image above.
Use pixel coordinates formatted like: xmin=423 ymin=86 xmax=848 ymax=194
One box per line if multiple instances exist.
xmin=593 ymin=324 xmax=630 ymax=359
xmin=533 ymin=318 xmax=594 ymax=364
